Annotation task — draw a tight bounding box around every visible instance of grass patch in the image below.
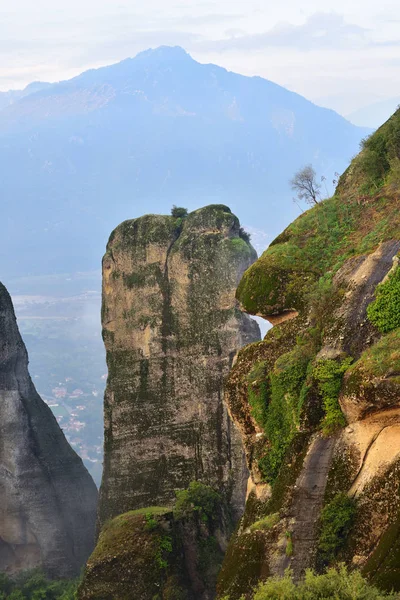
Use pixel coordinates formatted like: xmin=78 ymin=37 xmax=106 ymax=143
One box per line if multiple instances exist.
xmin=237 ymin=190 xmax=400 ymax=319
xmin=367 ymin=261 xmax=400 ymax=333
xmin=317 ymin=493 xmax=356 ymax=565
xmin=345 ymin=329 xmax=400 ymax=381
xmin=249 ymin=513 xmax=280 ymax=533
xmin=312 ymin=358 xmax=352 ymax=435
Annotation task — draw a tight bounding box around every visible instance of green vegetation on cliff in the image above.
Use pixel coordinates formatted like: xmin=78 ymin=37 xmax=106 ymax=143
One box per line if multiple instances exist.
xmin=174 ymin=481 xmax=221 ymax=523
xmin=237 ymin=109 xmax=400 ymax=321
xmin=317 ymin=493 xmax=356 ymax=564
xmin=237 ymin=192 xmax=400 ymax=318
xmin=367 ymin=260 xmax=400 ymax=333
xmin=252 ymin=566 xmax=398 ymax=599
xmin=79 ymin=482 xmax=230 ymax=600
xmin=313 ymin=358 xmax=351 ymax=435
xmin=220 ymin=108 xmax=400 ymax=598
xmin=338 ymin=107 xmax=400 ymax=196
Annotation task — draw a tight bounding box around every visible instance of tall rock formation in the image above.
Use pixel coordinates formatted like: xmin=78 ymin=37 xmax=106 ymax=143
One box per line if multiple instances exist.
xmin=0 ymin=282 xmax=98 ymax=577
xmin=98 ymin=204 xmax=260 ymax=527
xmin=217 ymin=109 xmax=400 ymax=598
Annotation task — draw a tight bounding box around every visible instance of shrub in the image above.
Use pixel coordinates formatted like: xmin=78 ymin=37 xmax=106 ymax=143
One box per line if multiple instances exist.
xmin=318 ymin=493 xmax=356 ymax=564
xmin=285 ymin=531 xmax=293 ymax=557
xmin=253 ymin=565 xmax=397 ymax=599
xmin=313 ymin=358 xmax=351 ymax=435
xmin=239 ymin=227 xmax=251 ymax=243
xmin=174 ymin=481 xmax=220 ymax=522
xmin=258 ymin=345 xmax=312 ymax=483
xmin=367 ymin=263 xmax=400 ymax=333
xmin=247 ymin=362 xmax=269 ymax=429
xmin=249 ymin=513 xmax=280 ymax=532
xmin=171 ymin=205 xmax=188 ymax=218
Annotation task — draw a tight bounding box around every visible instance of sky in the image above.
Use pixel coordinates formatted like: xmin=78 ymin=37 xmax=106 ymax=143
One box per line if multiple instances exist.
xmin=1 ymin=0 xmax=399 ymax=115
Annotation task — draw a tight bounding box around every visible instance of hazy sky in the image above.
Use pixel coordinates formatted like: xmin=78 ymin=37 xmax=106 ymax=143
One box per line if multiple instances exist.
xmin=1 ymin=0 xmax=399 ymax=114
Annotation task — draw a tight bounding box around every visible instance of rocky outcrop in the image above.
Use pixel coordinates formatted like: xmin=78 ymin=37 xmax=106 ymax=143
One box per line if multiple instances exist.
xmin=217 ymin=109 xmax=400 ymax=597
xmin=98 ymin=205 xmax=260 ymax=528
xmin=79 ymin=488 xmax=231 ymax=600
xmin=0 ymin=282 xmax=98 ymax=577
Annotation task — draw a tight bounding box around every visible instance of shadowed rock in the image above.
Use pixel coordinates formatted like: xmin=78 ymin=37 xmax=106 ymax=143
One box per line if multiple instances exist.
xmin=0 ymin=282 xmax=98 ymax=577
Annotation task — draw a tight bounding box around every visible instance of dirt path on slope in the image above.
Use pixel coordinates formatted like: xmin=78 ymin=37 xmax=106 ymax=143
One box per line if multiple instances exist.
xmin=274 ymin=435 xmax=337 ymax=580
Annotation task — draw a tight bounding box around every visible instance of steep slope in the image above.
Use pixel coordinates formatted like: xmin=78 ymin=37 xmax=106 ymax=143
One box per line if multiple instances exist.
xmin=0 ymin=282 xmax=98 ymax=577
xmin=217 ymin=109 xmax=400 ymax=598
xmin=0 ymin=45 xmax=368 ymax=280
xmin=98 ymin=204 xmax=259 ymax=527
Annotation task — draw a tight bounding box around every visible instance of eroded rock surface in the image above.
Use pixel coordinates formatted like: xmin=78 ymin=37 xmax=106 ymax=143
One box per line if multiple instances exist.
xmin=98 ymin=205 xmax=260 ymax=527
xmin=0 ymin=282 xmax=98 ymax=577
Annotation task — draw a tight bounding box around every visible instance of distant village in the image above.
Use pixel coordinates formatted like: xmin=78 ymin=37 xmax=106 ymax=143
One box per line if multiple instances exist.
xmin=34 ymin=372 xmax=106 ymax=485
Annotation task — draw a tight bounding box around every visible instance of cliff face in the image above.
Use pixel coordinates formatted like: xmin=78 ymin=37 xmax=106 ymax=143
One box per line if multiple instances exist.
xmin=98 ymin=204 xmax=260 ymax=527
xmin=0 ymin=282 xmax=98 ymax=577
xmin=217 ymin=110 xmax=400 ymax=598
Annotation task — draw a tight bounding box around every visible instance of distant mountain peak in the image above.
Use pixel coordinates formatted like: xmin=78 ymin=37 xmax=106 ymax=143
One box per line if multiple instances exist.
xmin=134 ymin=45 xmax=193 ymax=63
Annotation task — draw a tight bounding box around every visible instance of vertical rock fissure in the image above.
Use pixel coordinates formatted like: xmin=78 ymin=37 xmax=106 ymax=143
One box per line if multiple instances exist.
xmin=277 ymin=435 xmax=337 ymax=581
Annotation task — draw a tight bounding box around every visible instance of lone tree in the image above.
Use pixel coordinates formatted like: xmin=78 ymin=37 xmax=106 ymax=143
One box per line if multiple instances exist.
xmin=290 ymin=164 xmax=321 ymax=206
xmin=171 ymin=205 xmax=188 ymax=218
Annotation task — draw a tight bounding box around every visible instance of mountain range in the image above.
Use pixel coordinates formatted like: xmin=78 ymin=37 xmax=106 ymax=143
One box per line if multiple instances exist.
xmin=0 ymin=45 xmax=368 ymax=281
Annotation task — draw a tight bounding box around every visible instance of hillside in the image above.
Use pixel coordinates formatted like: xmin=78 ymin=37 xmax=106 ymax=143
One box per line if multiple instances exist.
xmin=216 ymin=108 xmax=400 ymax=598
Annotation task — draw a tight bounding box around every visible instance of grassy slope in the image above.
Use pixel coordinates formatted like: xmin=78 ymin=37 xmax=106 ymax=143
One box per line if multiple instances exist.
xmin=237 ymin=108 xmax=400 ymax=319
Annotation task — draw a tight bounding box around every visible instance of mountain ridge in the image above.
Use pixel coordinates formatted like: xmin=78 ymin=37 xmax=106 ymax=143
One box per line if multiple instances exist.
xmin=0 ymin=45 xmax=368 ymax=281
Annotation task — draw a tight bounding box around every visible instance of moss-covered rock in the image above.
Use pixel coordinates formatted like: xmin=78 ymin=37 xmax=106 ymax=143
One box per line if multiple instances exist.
xmin=220 ymin=107 xmax=400 ymax=595
xmin=340 ymin=329 xmax=400 ymax=422
xmin=79 ymin=495 xmax=231 ymax=600
xmin=99 ymin=204 xmax=260 ymax=528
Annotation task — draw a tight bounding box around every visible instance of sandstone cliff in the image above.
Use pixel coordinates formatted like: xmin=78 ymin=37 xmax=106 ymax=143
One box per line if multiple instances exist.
xmin=217 ymin=109 xmax=400 ymax=597
xmin=98 ymin=205 xmax=260 ymax=528
xmin=0 ymin=282 xmax=98 ymax=577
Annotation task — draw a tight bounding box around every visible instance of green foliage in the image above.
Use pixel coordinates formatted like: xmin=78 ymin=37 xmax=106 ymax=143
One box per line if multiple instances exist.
xmin=285 ymin=532 xmax=293 ymax=557
xmin=258 ymin=345 xmax=313 ymax=483
xmin=357 ymin=115 xmax=400 ymax=191
xmin=237 ymin=184 xmax=400 ymax=319
xmin=367 ymin=263 xmax=400 ymax=333
xmin=318 ymin=493 xmax=356 ymax=564
xmin=345 ymin=328 xmax=400 ymax=385
xmin=247 ymin=362 xmax=269 ymax=429
xmin=145 ymin=512 xmax=158 ymax=531
xmin=253 ymin=565 xmax=397 ymax=599
xmin=249 ymin=513 xmax=279 ymax=533
xmin=155 ymin=535 xmax=173 ymax=570
xmin=312 ymin=358 xmax=352 ymax=435
xmin=238 ymin=227 xmax=251 ymax=243
xmin=170 ymin=205 xmax=188 ymax=219
xmin=174 ymin=481 xmax=220 ymax=522
xmin=0 ymin=571 xmax=78 ymax=600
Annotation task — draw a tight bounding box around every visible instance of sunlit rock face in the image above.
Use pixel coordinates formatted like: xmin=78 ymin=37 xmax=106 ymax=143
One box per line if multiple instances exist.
xmin=0 ymin=282 xmax=98 ymax=577
xmin=98 ymin=205 xmax=260 ymax=527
